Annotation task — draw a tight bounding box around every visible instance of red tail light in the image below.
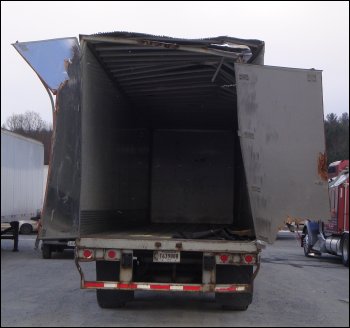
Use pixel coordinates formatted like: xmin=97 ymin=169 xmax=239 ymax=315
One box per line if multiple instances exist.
xmin=83 ymin=249 xmax=93 ymax=259
xmin=107 ymin=250 xmax=116 ymax=259
xmin=103 ymin=249 xmax=120 ymax=261
xmin=220 ymin=254 xmax=229 ymax=263
xmin=243 ymin=254 xmax=254 ymax=264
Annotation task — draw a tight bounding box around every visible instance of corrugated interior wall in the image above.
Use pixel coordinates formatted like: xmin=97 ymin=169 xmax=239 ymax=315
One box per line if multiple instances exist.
xmin=80 ymin=43 xmax=254 ymax=235
xmin=80 ymin=45 xmax=150 ymax=234
xmin=151 ymin=130 xmax=234 ymax=224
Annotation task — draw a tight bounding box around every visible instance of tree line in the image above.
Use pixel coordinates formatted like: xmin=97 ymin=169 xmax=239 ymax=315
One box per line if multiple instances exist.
xmin=324 ymin=112 xmax=349 ymax=164
xmin=2 ymin=111 xmax=349 ymax=166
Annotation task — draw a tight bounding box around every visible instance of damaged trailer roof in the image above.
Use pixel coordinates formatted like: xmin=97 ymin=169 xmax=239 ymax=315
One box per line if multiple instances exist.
xmin=79 ymin=32 xmax=265 ymax=128
xmin=13 ymin=32 xmax=265 ymax=129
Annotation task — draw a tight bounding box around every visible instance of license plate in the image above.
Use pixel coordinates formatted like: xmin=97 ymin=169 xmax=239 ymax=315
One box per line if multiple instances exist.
xmin=67 ymin=241 xmax=76 ymax=247
xmin=153 ymin=251 xmax=180 ymax=263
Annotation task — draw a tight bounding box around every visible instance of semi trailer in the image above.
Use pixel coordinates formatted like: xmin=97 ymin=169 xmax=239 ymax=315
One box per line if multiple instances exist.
xmin=13 ymin=31 xmax=330 ymax=310
xmin=1 ymin=129 xmax=44 ymax=250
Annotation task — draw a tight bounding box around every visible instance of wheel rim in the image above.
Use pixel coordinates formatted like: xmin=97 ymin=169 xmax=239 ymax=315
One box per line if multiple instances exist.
xmin=343 ymin=237 xmax=349 ymax=261
xmin=20 ymin=225 xmax=32 ymax=234
xmin=304 ymin=234 xmax=310 ymax=253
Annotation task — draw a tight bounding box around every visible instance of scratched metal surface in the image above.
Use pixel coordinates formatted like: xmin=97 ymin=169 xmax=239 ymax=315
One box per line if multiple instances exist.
xmin=235 ymin=63 xmax=329 ymax=243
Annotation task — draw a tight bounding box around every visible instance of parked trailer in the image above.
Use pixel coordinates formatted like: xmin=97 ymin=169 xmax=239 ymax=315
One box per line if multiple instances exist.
xmin=13 ymin=32 xmax=330 ymax=310
xmin=1 ymin=129 xmax=44 ymax=249
xmin=302 ymin=166 xmax=349 ymax=266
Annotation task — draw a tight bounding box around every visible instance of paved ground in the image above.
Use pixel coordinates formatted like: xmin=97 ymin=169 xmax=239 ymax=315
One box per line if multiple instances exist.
xmin=1 ymin=232 xmax=349 ymax=327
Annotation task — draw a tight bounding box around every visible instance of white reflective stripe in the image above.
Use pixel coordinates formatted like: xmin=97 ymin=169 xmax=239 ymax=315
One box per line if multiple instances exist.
xmin=88 ymin=282 xmax=246 ymax=292
xmin=104 ymin=283 xmax=117 ymax=288
xmin=137 ymin=284 xmax=151 ymax=290
xmin=215 ymin=285 xmax=236 ymax=291
xmin=214 ymin=285 xmax=246 ymax=292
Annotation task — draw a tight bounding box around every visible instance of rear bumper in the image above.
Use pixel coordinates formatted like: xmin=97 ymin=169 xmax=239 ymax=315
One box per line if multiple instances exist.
xmin=75 ymin=238 xmax=261 ymax=294
xmin=83 ymin=281 xmax=252 ymax=293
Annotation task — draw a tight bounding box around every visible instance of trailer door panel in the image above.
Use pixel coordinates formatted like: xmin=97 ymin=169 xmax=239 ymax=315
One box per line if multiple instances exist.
xmin=13 ymin=38 xmax=81 ymax=239
xmin=235 ymin=63 xmax=330 ymax=243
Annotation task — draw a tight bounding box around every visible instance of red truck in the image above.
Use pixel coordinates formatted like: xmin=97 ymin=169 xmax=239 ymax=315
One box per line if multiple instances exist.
xmin=302 ymin=162 xmax=349 ymax=266
xmin=328 ymin=160 xmax=349 ymax=180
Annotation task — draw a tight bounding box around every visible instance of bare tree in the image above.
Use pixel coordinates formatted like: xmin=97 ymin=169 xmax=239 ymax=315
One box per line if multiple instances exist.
xmin=2 ymin=113 xmax=25 ymax=131
xmin=23 ymin=111 xmax=47 ymax=132
xmin=2 ymin=111 xmax=48 ymax=132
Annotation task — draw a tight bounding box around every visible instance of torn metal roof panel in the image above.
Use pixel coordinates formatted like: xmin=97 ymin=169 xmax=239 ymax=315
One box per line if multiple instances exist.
xmin=78 ymin=32 xmax=264 ymax=126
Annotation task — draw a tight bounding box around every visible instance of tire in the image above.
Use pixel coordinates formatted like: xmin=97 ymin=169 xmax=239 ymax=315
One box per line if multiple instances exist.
xmin=216 ymin=293 xmax=251 ymax=311
xmin=215 ymin=266 xmax=253 ymax=310
xmin=303 ymin=228 xmax=312 ymax=257
xmin=42 ymin=244 xmax=52 ymax=259
xmin=20 ymin=224 xmax=33 ymax=235
xmin=96 ymin=261 xmax=134 ymax=308
xmin=97 ymin=290 xmax=134 ymax=309
xmin=341 ymin=234 xmax=349 ymax=267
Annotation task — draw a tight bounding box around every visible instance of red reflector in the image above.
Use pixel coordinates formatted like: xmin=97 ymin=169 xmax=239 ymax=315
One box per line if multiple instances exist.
xmin=150 ymin=284 xmax=170 ymax=290
xmin=220 ymin=254 xmax=229 ymax=263
xmin=244 ymin=255 xmax=253 ymax=263
xmin=107 ymin=250 xmax=116 ymax=259
xmin=84 ymin=281 xmax=104 ymax=288
xmin=83 ymin=249 xmax=93 ymax=259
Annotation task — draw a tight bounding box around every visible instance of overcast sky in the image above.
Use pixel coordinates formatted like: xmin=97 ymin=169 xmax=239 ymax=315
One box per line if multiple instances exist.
xmin=1 ymin=1 xmax=349 ymax=125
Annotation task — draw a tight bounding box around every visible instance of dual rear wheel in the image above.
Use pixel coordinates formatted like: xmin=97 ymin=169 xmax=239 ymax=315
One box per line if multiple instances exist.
xmin=304 ymin=227 xmax=349 ymax=267
xmin=215 ymin=265 xmax=253 ymax=311
xmin=96 ymin=261 xmax=134 ymax=308
xmin=341 ymin=234 xmax=349 ymax=267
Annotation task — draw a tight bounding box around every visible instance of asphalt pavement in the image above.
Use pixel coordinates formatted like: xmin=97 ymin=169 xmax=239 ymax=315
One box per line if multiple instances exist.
xmin=1 ymin=232 xmax=349 ymax=327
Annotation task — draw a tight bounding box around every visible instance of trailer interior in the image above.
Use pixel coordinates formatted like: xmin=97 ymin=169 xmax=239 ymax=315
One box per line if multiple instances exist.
xmin=79 ymin=33 xmax=265 ymax=240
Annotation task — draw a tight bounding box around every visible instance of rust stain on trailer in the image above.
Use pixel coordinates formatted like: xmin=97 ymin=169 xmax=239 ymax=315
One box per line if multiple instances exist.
xmin=140 ymin=39 xmax=179 ymax=49
xmin=318 ymin=152 xmax=328 ymax=181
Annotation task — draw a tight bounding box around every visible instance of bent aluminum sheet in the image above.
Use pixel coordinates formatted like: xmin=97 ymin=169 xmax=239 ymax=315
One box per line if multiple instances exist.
xmin=13 ymin=38 xmax=81 ymax=239
xmin=235 ymin=63 xmax=330 ymax=243
xmin=12 ymin=38 xmax=79 ymax=93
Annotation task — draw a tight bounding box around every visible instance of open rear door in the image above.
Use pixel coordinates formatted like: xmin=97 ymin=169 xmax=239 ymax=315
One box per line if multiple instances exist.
xmin=13 ymin=38 xmax=81 ymax=239
xmin=235 ymin=63 xmax=330 ymax=243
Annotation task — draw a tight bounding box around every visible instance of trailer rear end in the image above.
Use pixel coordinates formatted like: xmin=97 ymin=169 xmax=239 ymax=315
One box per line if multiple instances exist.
xmin=13 ymin=32 xmax=330 ymax=309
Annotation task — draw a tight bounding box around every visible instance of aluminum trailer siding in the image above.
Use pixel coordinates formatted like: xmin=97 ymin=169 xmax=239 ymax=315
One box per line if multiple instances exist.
xmin=1 ymin=129 xmax=44 ymax=222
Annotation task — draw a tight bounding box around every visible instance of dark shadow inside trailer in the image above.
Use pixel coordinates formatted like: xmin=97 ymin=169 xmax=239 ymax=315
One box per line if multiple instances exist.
xmin=79 ymin=40 xmax=254 ymax=237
